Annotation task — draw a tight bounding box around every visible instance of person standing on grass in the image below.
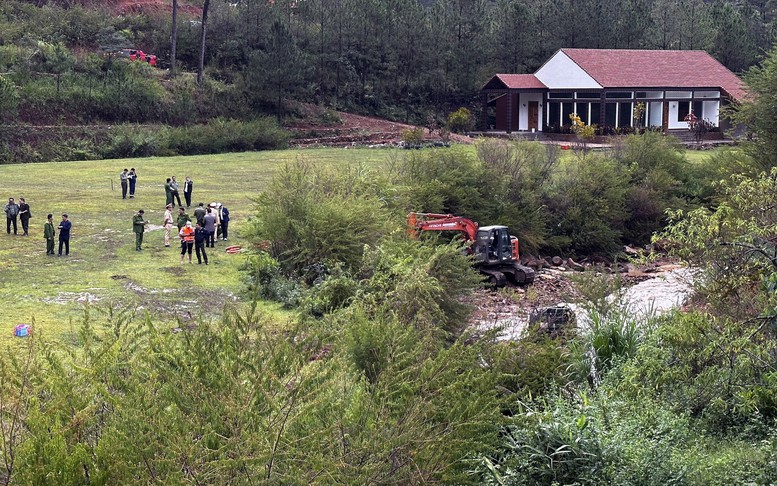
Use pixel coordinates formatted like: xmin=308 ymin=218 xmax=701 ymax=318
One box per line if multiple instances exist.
xmin=133 ymin=209 xmax=149 ymax=251
xmin=193 ymin=202 xmax=206 ymax=226
xmin=44 ymin=213 xmax=55 ymax=255
xmin=183 ymin=176 xmax=193 ymax=208
xmin=170 ymin=176 xmax=183 ymax=208
xmin=176 ymin=206 xmax=191 ymax=230
xmin=128 ymin=168 xmax=137 ymax=198
xmin=219 ymin=204 xmax=230 ymax=241
xmin=203 ymin=207 xmax=216 ymax=248
xmin=57 ymin=213 xmax=71 ymax=256
xmin=120 ymin=168 xmax=129 ymax=199
xmin=194 ymin=221 xmax=208 ymax=265
xmin=164 ymin=178 xmax=173 ymax=207
xmin=18 ymin=197 xmax=30 ymax=236
xmin=162 ymin=203 xmax=173 ymax=247
xmin=5 ymin=197 xmax=19 ymax=235
xmin=179 ymin=221 xmax=194 ymax=264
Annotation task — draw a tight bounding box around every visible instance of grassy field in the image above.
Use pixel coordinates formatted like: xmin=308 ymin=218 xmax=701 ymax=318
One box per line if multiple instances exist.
xmin=0 ymin=148 xmax=401 ymax=346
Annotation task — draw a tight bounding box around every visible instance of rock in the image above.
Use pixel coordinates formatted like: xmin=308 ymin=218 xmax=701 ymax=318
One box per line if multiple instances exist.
xmin=551 ymin=256 xmax=563 ymax=266
xmin=623 ymin=245 xmax=641 ymax=255
xmin=567 ymin=258 xmax=585 ymax=271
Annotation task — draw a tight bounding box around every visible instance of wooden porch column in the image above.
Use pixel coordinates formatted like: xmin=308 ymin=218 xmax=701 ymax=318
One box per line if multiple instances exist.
xmin=480 ymin=93 xmax=489 ymax=131
xmin=506 ymin=89 xmax=513 ymax=133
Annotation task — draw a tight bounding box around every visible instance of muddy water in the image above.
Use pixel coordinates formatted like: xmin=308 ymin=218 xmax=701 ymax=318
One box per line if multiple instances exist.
xmin=478 ymin=266 xmax=695 ymax=341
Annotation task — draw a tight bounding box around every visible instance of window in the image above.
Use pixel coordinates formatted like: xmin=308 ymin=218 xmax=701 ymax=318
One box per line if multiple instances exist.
xmin=575 ymin=103 xmax=589 ymax=124
xmin=619 ymin=102 xmax=632 ymax=127
xmin=562 ymin=103 xmax=575 ymax=126
xmin=605 ymin=103 xmax=617 ymax=127
xmin=548 ymin=102 xmax=561 ymax=126
xmin=548 ymin=92 xmax=573 ymax=99
xmin=606 ymin=91 xmax=633 ymax=99
xmin=590 ymin=103 xmax=601 ymax=126
xmin=576 ymin=92 xmax=600 ymax=99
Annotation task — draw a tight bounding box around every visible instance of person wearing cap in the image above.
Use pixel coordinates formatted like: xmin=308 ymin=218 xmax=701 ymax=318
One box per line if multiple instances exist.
xmin=176 ymin=206 xmax=191 ymax=230
xmin=132 ymin=209 xmax=149 ymax=251
xmin=162 ymin=203 xmax=174 ymax=247
xmin=57 ymin=214 xmax=71 ymax=256
xmin=179 ymin=221 xmax=195 ymax=264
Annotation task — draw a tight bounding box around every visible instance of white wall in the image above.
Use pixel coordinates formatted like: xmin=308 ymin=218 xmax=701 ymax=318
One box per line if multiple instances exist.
xmin=535 ymin=51 xmax=601 ymax=89
xmin=518 ymin=93 xmax=543 ymax=131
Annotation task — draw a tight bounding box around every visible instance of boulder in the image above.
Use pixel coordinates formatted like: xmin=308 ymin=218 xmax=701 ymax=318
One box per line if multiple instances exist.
xmin=551 ymin=256 xmax=563 ymax=266
xmin=566 ymin=258 xmax=585 ymax=271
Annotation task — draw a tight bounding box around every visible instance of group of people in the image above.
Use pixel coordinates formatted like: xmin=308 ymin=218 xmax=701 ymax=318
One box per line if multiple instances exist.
xmin=4 ymin=197 xmax=31 ymax=236
xmin=134 ymin=200 xmax=230 ymax=265
xmin=6 ymin=197 xmax=71 ymax=256
xmin=119 ymin=168 xmax=138 ymax=199
xmin=164 ymin=176 xmax=194 ymax=208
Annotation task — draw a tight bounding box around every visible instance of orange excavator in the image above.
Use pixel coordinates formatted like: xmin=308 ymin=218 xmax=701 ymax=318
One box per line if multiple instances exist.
xmin=407 ymin=212 xmax=535 ymax=286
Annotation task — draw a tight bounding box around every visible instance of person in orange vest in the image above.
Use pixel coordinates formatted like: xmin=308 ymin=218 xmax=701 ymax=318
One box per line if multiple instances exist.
xmin=179 ymin=220 xmax=195 ymax=264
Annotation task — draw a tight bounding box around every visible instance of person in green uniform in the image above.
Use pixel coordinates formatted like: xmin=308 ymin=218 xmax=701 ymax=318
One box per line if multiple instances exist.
xmin=164 ymin=178 xmax=173 ymax=207
xmin=44 ymin=213 xmax=55 ymax=255
xmin=176 ymin=206 xmax=191 ymax=230
xmin=133 ymin=209 xmax=148 ymax=251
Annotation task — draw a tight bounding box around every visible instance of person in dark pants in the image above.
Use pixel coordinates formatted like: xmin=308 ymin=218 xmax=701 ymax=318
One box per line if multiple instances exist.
xmin=18 ymin=197 xmax=30 ymax=236
xmin=176 ymin=207 xmax=191 ymax=230
xmin=203 ymin=208 xmax=216 ymax=248
xmin=194 ymin=221 xmax=208 ymax=265
xmin=120 ymin=168 xmax=129 ymax=199
xmin=128 ymin=168 xmax=137 ymax=198
xmin=179 ymin=221 xmax=194 ymax=264
xmin=4 ymin=197 xmax=19 ymax=235
xmin=132 ymin=209 xmax=148 ymax=251
xmin=164 ymin=178 xmax=173 ymax=207
xmin=183 ymin=176 xmax=193 ymax=208
xmin=170 ymin=176 xmax=183 ymax=207
xmin=219 ymin=205 xmax=230 ymax=241
xmin=44 ymin=213 xmax=55 ymax=255
xmin=57 ymin=213 xmax=71 ymax=256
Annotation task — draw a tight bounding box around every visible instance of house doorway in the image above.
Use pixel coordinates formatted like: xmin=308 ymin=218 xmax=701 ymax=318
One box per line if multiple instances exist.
xmin=528 ymin=101 xmax=538 ymax=131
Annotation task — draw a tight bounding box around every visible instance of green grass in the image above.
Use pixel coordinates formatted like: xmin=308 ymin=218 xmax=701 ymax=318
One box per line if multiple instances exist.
xmin=0 ymin=148 xmax=401 ymax=345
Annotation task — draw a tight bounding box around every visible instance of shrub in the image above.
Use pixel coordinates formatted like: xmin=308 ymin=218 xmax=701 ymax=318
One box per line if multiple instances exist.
xmin=102 ymin=124 xmax=166 ymax=159
xmin=401 ymin=127 xmax=424 ymax=147
xmin=245 ymin=160 xmax=393 ymax=277
xmin=544 ymin=153 xmax=629 ymax=256
xmin=447 ymin=107 xmax=474 ymax=133
xmin=166 ymin=117 xmax=290 ymax=155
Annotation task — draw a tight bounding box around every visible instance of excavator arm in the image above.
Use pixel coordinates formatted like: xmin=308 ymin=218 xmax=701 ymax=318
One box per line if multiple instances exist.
xmin=407 ymin=212 xmax=479 ymax=241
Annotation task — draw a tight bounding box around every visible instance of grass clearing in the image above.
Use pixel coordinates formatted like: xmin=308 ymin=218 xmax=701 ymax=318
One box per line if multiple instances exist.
xmin=0 ymin=148 xmax=402 ymax=345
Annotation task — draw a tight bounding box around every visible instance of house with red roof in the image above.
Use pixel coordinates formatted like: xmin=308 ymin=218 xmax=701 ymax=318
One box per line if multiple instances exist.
xmin=481 ymin=49 xmax=746 ymax=135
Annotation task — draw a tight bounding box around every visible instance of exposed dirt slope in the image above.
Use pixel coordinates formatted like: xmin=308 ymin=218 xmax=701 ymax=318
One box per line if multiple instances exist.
xmin=285 ymin=103 xmax=473 ymax=148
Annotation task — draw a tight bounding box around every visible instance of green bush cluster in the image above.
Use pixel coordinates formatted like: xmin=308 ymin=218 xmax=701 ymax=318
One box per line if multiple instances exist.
xmin=0 ymin=118 xmax=289 ymax=163
xmin=0 ymin=302 xmax=502 ymax=484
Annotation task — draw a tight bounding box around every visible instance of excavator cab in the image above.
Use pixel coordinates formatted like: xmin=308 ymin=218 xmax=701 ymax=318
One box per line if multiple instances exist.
xmin=473 ymin=226 xmax=514 ymax=263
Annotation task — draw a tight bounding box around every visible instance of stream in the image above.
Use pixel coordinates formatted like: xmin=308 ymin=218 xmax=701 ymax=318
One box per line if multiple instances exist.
xmin=478 ymin=266 xmax=696 ymax=341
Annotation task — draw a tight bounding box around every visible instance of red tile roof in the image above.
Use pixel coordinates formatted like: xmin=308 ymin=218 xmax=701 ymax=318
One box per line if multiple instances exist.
xmin=490 ymin=74 xmax=547 ymax=90
xmin=561 ymin=48 xmax=746 ymax=101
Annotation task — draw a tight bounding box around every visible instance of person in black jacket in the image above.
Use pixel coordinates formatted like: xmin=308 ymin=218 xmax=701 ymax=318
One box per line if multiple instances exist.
xmin=194 ymin=221 xmax=208 ymax=265
xmin=183 ymin=176 xmax=193 ymax=208
xmin=219 ymin=205 xmax=230 ymax=241
xmin=18 ymin=197 xmax=31 ymax=236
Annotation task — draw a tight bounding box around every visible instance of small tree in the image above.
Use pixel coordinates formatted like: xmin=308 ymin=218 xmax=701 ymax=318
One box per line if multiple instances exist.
xmin=569 ymin=112 xmax=596 ymax=151
xmin=447 ymin=107 xmax=473 ymax=133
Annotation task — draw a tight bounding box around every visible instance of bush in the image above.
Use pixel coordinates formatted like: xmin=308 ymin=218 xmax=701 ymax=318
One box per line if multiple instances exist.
xmin=167 ymin=117 xmax=290 ymax=155
xmin=544 ymin=153 xmax=629 ymax=256
xmin=447 ymin=107 xmax=474 ymax=133
xmin=246 ymin=160 xmax=393 ymax=277
xmin=401 ymin=127 xmax=424 ymax=147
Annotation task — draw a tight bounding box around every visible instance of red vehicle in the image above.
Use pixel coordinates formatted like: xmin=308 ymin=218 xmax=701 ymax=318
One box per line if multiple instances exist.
xmin=407 ymin=212 xmax=535 ymax=286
